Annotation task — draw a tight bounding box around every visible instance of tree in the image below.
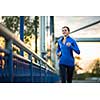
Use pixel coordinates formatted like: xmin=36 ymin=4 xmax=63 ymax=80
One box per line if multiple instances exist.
xmin=1 ymin=16 xmax=39 ymax=52
xmin=91 ymin=58 xmax=100 ymax=76
xmin=33 ymin=16 xmax=39 ymax=53
xmin=87 ymin=58 xmax=100 ymax=77
xmin=2 ymin=16 xmax=20 ymax=33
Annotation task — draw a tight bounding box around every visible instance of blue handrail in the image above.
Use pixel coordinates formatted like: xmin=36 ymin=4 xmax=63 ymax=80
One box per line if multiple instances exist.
xmin=0 ymin=24 xmax=59 ymax=83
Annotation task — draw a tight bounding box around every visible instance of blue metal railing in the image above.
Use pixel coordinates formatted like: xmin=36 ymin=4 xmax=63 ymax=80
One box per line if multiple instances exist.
xmin=0 ymin=24 xmax=59 ymax=83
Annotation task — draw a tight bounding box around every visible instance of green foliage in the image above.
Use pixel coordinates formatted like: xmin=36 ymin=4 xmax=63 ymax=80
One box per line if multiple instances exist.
xmin=33 ymin=16 xmax=39 ymax=29
xmin=2 ymin=16 xmax=19 ymax=33
xmin=24 ymin=16 xmax=34 ymax=37
xmin=1 ymin=16 xmax=39 ymax=44
xmin=33 ymin=16 xmax=39 ymax=54
xmin=74 ymin=58 xmax=100 ymax=80
xmin=91 ymin=58 xmax=100 ymax=77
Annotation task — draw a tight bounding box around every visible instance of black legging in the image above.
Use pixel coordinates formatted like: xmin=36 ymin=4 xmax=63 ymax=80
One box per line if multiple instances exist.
xmin=59 ymin=64 xmax=74 ymax=83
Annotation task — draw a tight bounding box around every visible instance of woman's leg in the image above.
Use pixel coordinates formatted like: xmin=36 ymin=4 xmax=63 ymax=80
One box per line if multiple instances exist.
xmin=59 ymin=64 xmax=67 ymax=83
xmin=67 ymin=66 xmax=74 ymax=83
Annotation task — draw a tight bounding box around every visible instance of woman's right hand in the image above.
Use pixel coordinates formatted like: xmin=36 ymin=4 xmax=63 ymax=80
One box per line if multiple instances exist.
xmin=57 ymin=51 xmax=62 ymax=57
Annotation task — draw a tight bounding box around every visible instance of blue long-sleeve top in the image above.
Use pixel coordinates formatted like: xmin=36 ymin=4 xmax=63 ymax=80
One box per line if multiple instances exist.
xmin=56 ymin=36 xmax=80 ymax=67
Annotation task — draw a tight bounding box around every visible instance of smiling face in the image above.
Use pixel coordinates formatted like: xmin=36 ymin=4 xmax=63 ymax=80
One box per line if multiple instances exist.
xmin=62 ymin=26 xmax=70 ymax=37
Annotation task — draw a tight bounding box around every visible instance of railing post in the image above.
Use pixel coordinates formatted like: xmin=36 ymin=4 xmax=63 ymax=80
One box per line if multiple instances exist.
xmin=45 ymin=66 xmax=48 ymax=82
xmin=40 ymin=16 xmax=46 ymax=58
xmin=39 ymin=60 xmax=42 ymax=82
xmin=20 ymin=16 xmax=24 ymax=56
xmin=6 ymin=39 xmax=13 ymax=82
xmin=29 ymin=54 xmax=33 ymax=82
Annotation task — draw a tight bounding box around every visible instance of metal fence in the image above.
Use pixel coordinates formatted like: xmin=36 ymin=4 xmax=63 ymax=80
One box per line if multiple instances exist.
xmin=0 ymin=24 xmax=59 ymax=83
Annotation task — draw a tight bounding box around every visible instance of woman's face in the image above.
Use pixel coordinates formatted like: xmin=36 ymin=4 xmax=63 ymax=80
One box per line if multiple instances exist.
xmin=62 ymin=28 xmax=69 ymax=37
